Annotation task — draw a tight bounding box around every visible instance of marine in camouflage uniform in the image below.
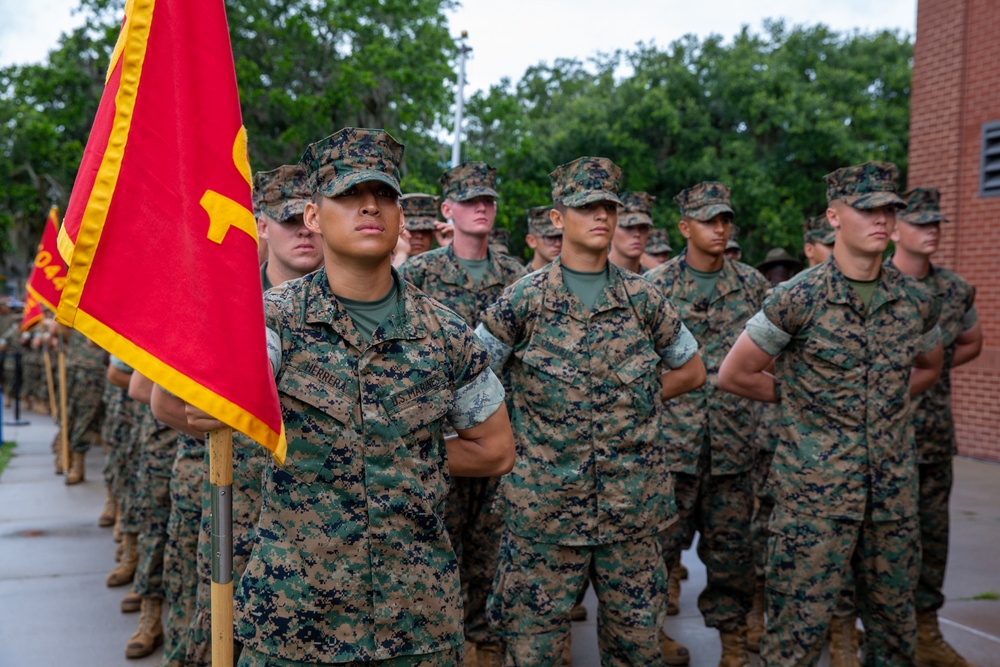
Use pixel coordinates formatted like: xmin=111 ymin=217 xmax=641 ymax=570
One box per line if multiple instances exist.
xmin=641 ymin=228 xmax=673 ymax=272
xmin=719 ymin=162 xmax=944 ymax=666
xmin=888 ymin=188 xmax=982 ymax=667
xmin=402 ymin=193 xmax=441 ymax=258
xmin=186 ymin=163 xmax=322 ymax=667
xmin=20 ymin=324 xmax=44 ymax=413
xmin=59 ymin=328 xmax=107 ymax=484
xmin=0 ymin=306 xmax=22 ymax=405
xmin=746 ymin=213 xmax=837 ymax=652
xmin=400 ymin=161 xmax=527 ymax=660
xmin=609 ymin=192 xmax=654 ymax=274
xmin=226 ymin=128 xmax=512 ymax=667
xmin=524 ymin=206 xmax=561 ymax=273
xmin=477 ymin=157 xmax=705 ymax=666
xmin=645 ymin=181 xmax=768 ymax=665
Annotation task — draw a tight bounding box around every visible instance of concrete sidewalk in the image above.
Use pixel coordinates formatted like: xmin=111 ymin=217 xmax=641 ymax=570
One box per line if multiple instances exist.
xmin=0 ymin=402 xmax=998 ymax=667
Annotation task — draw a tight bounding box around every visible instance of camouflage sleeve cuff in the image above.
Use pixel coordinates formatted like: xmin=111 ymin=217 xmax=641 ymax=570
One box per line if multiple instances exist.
xmin=474 ymin=323 xmax=513 ymax=376
xmin=110 ymin=355 xmax=134 ymax=373
xmin=961 ymin=305 xmax=979 ymax=332
xmin=660 ymin=323 xmax=699 ymax=369
xmin=154 ymin=383 xmax=178 ymax=399
xmin=918 ymin=324 xmax=942 ymax=356
xmin=266 ymin=327 xmax=281 ymax=378
xmin=449 ymin=368 xmax=505 ymax=431
xmin=746 ymin=310 xmax=790 ymax=357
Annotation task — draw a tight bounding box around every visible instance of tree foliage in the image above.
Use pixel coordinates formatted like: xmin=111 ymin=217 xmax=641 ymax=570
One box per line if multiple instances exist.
xmin=464 ymin=21 xmax=912 ymax=264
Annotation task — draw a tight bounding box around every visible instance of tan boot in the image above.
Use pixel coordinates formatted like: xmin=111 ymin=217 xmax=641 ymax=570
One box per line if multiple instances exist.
xmin=107 ymin=533 xmax=138 ymax=587
xmin=113 ymin=512 xmax=123 ymax=543
xmin=562 ymin=632 xmax=572 ymax=666
xmin=65 ymin=451 xmax=85 ymax=485
xmin=828 ymin=615 xmax=861 ymax=667
xmin=916 ymin=611 xmax=978 ymax=667
xmin=719 ymin=628 xmax=750 ymax=667
xmin=746 ymin=581 xmax=765 ymax=652
xmin=661 ymin=631 xmax=691 ymax=666
xmin=120 ymin=589 xmax=142 ymax=613
xmin=678 ymin=561 xmax=689 ymax=580
xmin=667 ymin=563 xmax=681 ymax=615
xmin=570 ymin=603 xmax=587 ymax=621
xmin=98 ymin=488 xmax=117 ymax=527
xmin=125 ymin=597 xmax=163 ymax=658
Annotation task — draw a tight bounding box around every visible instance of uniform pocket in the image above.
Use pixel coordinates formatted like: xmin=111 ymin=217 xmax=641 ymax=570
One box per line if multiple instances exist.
xmin=277 ymin=367 xmax=355 ymax=483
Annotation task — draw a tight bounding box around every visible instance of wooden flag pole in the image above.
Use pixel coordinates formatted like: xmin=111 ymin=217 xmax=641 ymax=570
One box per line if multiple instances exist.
xmin=42 ymin=341 xmax=57 ymax=418
xmin=209 ymin=426 xmax=234 ymax=666
xmin=57 ymin=335 xmax=69 ymax=472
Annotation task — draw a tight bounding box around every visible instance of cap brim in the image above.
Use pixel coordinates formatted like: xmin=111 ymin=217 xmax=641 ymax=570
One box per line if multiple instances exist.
xmin=805 ymin=231 xmax=836 ymax=245
xmin=898 ymin=211 xmax=949 ymax=225
xmin=725 ymin=240 xmax=741 ymax=250
xmin=846 ymin=192 xmax=905 ymax=210
xmin=560 ymin=190 xmax=622 ymax=207
xmin=647 ymin=245 xmax=672 ymax=254
xmin=405 ymin=217 xmax=438 ymax=231
xmin=453 ymin=186 xmax=500 ymax=201
xmin=321 ymin=170 xmax=401 ymax=198
xmin=687 ymin=204 xmax=734 ymax=222
xmin=757 ymin=259 xmax=804 ymax=273
xmin=619 ymin=212 xmax=653 ymax=227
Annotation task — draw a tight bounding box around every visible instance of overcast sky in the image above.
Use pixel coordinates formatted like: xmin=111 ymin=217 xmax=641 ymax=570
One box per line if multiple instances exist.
xmin=1 ymin=0 xmax=916 ymax=93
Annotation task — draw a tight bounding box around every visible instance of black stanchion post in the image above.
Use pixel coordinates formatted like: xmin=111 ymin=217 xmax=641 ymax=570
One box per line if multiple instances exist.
xmin=5 ymin=348 xmax=29 ymax=426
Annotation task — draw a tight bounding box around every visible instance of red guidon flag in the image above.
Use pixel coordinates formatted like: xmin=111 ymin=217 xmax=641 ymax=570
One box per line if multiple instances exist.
xmin=27 ymin=206 xmax=67 ymax=312
xmin=56 ymin=0 xmax=286 ymax=461
xmin=21 ymin=290 xmax=44 ymax=332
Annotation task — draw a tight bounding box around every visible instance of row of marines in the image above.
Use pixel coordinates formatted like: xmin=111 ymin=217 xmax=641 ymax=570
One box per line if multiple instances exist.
xmin=34 ymin=124 xmax=980 ymax=667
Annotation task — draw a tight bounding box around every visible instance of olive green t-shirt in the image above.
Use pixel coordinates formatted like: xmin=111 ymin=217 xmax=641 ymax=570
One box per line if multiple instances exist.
xmin=337 ymin=282 xmax=399 ymax=343
xmin=562 ymin=264 xmax=609 ymax=312
xmin=847 ymin=277 xmax=879 ymax=311
xmin=686 ymin=264 xmax=722 ymax=301
xmin=456 ymin=257 xmax=490 ymax=286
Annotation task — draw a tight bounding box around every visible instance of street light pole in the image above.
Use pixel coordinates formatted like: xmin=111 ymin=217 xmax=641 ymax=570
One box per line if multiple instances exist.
xmin=451 ymin=31 xmax=471 ymax=168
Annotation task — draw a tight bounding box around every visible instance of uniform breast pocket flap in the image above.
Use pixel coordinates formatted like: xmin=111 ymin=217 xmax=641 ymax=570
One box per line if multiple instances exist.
xmin=803 ymin=337 xmax=857 ymax=371
xmin=520 ymin=344 xmax=578 ymax=383
xmin=387 ymin=378 xmax=453 ymax=436
xmin=615 ymin=349 xmax=662 ymax=386
xmin=278 ymin=367 xmax=355 ymax=425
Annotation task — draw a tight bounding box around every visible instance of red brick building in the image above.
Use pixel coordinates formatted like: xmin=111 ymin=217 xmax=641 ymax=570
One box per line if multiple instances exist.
xmin=908 ymin=0 xmax=1000 ymax=461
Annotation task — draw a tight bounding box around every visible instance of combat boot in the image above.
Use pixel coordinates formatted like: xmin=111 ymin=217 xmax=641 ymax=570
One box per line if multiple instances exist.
xmin=661 ymin=631 xmax=691 ymax=666
xmin=98 ymin=488 xmax=116 ymax=527
xmin=718 ymin=628 xmax=750 ymax=667
xmin=125 ymin=597 xmax=163 ymax=658
xmin=678 ymin=561 xmax=689 ymax=580
xmin=916 ymin=611 xmax=979 ymax=667
xmin=667 ymin=563 xmax=681 ymax=615
xmin=113 ymin=512 xmax=123 ymax=543
xmin=120 ymin=589 xmax=142 ymax=613
xmin=829 ymin=615 xmax=861 ymax=667
xmin=570 ymin=603 xmax=587 ymax=621
xmin=563 ymin=632 xmax=572 ymax=666
xmin=745 ymin=581 xmax=765 ymax=652
xmin=65 ymin=451 xmax=85 ymax=485
xmin=107 ymin=533 xmax=138 ymax=587
xmin=464 ymin=641 xmax=477 ymax=666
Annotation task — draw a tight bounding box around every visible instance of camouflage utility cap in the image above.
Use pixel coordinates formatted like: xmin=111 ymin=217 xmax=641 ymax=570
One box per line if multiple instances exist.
xmin=253 ymin=165 xmax=310 ymax=222
xmin=549 ymin=157 xmax=622 ymax=207
xmin=440 ymin=162 xmax=499 ymax=202
xmin=823 ymin=161 xmax=904 ymax=209
xmin=646 ymin=228 xmax=672 ymax=254
xmin=757 ymin=247 xmax=803 ymax=273
xmin=803 ymin=213 xmax=836 ymax=245
xmin=300 ymin=127 xmax=403 ymax=198
xmin=401 ymin=193 xmax=440 ymax=231
xmin=725 ymin=223 xmax=742 ymax=250
xmin=674 ymin=181 xmax=734 ymax=222
xmin=490 ymin=227 xmax=511 ymax=252
xmin=899 ymin=188 xmax=950 ymax=225
xmin=527 ymin=205 xmax=560 ymax=237
xmin=618 ymin=191 xmax=656 ymax=228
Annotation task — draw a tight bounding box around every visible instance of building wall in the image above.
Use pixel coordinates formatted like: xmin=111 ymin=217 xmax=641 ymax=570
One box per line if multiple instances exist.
xmin=909 ymin=0 xmax=1000 ymax=461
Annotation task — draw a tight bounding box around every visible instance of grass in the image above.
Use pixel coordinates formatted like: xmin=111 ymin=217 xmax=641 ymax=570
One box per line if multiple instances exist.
xmin=971 ymin=591 xmax=1000 ymax=601
xmin=0 ymin=441 xmax=15 ymax=477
